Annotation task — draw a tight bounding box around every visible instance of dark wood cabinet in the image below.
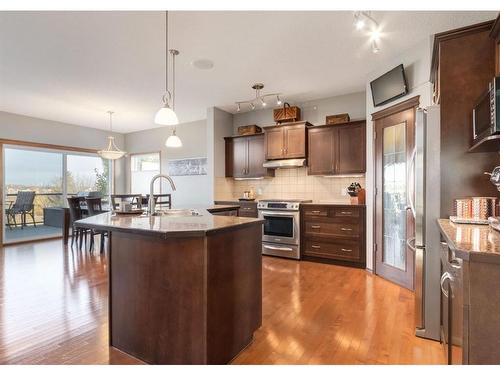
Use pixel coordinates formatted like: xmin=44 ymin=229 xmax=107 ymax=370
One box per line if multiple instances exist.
xmin=214 ymin=201 xmax=258 ymax=218
xmin=264 ymin=121 xmax=312 ymax=160
xmin=308 ymin=121 xmax=366 ymax=176
xmin=300 ymin=204 xmax=366 ymax=268
xmin=224 ymin=134 xmax=274 ymax=179
xmin=431 ymin=20 xmax=500 ymax=217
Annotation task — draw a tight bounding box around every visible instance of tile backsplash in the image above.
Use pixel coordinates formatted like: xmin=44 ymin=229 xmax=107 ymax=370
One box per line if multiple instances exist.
xmin=215 ymin=167 xmax=365 ymax=203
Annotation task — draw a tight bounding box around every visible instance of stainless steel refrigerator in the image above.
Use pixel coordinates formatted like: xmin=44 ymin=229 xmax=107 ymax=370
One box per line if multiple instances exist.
xmin=409 ymin=105 xmax=441 ymax=341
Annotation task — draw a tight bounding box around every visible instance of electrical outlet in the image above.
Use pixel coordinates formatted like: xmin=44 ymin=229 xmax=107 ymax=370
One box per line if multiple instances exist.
xmin=257 ymin=188 xmax=263 ymax=196
xmin=341 ymin=188 xmax=348 ymax=196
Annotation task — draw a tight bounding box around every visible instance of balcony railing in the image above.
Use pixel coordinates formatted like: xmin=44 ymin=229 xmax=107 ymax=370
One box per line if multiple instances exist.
xmin=5 ymin=192 xmax=109 ymax=226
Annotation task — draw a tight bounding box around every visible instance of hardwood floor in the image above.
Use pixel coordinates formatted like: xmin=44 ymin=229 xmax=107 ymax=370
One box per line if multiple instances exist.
xmin=0 ymin=239 xmax=445 ymax=365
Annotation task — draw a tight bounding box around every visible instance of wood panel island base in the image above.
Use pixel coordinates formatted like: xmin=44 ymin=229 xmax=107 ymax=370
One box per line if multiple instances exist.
xmin=75 ymin=209 xmax=264 ymax=364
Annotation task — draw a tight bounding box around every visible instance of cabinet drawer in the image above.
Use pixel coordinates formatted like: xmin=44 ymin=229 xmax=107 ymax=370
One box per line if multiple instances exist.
xmin=303 ymin=207 xmax=329 ymax=217
xmin=304 ymin=221 xmax=359 ymax=238
xmin=238 ymin=206 xmax=257 ymax=218
xmin=304 ymin=239 xmax=361 ymax=261
xmin=333 ymin=207 xmax=360 ymax=218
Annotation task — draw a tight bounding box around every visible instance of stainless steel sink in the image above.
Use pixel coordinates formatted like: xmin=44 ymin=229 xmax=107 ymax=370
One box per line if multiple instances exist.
xmin=154 ymin=209 xmax=201 ymax=217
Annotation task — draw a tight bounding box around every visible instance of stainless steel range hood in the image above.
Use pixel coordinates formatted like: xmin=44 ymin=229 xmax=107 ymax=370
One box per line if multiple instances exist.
xmin=262 ymin=158 xmax=306 ymax=169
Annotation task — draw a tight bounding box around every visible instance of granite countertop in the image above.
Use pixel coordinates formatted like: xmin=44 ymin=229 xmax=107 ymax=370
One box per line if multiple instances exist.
xmin=75 ymin=205 xmax=263 ymax=238
xmin=438 ymin=219 xmax=500 ymax=262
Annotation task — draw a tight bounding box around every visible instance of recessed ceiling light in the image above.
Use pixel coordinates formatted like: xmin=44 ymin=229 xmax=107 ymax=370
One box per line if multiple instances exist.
xmin=191 ymin=59 xmax=214 ymax=70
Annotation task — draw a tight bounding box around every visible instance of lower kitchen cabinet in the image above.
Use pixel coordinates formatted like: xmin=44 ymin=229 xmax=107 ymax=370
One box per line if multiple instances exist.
xmin=439 ymin=220 xmax=500 ymax=364
xmin=301 ymin=204 xmax=366 ymax=267
xmin=214 ymin=201 xmax=258 ymax=218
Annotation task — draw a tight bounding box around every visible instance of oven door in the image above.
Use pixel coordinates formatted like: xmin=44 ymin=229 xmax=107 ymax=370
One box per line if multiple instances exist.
xmin=259 ymin=210 xmax=299 ymax=246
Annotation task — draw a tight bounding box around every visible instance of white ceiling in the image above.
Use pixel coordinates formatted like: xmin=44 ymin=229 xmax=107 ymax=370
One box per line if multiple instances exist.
xmin=0 ymin=11 xmax=496 ymax=133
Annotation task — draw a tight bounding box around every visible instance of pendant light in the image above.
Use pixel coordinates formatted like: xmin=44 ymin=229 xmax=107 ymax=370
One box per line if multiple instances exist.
xmin=98 ymin=111 xmax=126 ymax=160
xmin=155 ymin=11 xmax=179 ymax=126
xmin=165 ymin=48 xmax=182 ymax=148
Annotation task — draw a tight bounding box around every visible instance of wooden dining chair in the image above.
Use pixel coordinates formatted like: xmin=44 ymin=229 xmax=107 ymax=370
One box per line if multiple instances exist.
xmin=67 ymin=196 xmax=91 ymax=250
xmin=85 ymin=197 xmax=108 ymax=254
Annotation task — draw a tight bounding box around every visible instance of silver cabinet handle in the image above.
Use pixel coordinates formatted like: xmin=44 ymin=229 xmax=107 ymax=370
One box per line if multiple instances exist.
xmin=341 ymin=248 xmax=353 ymax=252
xmin=311 ymin=225 xmax=321 ymax=229
xmin=311 ymin=245 xmax=321 ymax=249
xmin=310 ymin=210 xmax=321 ymax=214
xmin=263 ymin=245 xmax=293 ymax=252
xmin=340 ymin=211 xmax=351 ymax=215
xmin=450 ymin=259 xmax=461 ymax=270
xmin=242 ymin=207 xmax=253 ymax=210
xmin=440 ymin=272 xmax=452 ymax=298
xmin=341 ymin=227 xmax=352 ymax=231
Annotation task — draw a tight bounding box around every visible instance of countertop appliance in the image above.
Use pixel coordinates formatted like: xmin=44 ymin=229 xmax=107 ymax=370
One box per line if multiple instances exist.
xmin=409 ymin=106 xmax=441 ymax=341
xmin=258 ymin=199 xmax=311 ymax=259
xmin=472 ymin=76 xmax=500 ymax=142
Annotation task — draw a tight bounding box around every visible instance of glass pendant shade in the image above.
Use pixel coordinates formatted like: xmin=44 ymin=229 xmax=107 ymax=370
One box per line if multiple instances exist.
xmin=165 ymin=130 xmax=182 ymax=148
xmin=99 ymin=111 xmax=126 ymax=160
xmin=98 ymin=136 xmax=126 ymax=160
xmin=155 ymin=103 xmax=179 ymax=126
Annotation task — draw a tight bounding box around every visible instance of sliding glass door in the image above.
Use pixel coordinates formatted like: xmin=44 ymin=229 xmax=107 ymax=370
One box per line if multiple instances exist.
xmin=2 ymin=144 xmax=111 ymax=244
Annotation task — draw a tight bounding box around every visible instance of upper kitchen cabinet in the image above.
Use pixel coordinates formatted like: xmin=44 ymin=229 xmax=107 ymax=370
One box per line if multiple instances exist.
xmin=264 ymin=121 xmax=312 ymax=160
xmin=430 ymin=20 xmax=500 ymax=217
xmin=308 ymin=121 xmax=366 ymax=176
xmin=491 ymin=15 xmax=500 ymax=75
xmin=225 ymin=134 xmax=274 ymax=179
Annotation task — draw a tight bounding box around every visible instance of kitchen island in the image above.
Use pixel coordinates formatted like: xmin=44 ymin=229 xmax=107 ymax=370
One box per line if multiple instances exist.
xmin=75 ymin=206 xmax=263 ymax=364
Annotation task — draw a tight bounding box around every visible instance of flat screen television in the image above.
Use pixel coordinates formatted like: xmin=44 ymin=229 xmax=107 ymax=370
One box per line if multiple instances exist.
xmin=370 ymin=64 xmax=408 ymax=107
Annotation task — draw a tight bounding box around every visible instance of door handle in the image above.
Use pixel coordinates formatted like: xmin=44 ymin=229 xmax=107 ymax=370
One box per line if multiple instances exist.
xmin=449 ymin=259 xmax=462 ymax=270
xmin=407 ymin=147 xmax=416 ymax=218
xmin=263 ymin=245 xmax=293 ymax=252
xmin=407 ymin=237 xmax=416 ymax=252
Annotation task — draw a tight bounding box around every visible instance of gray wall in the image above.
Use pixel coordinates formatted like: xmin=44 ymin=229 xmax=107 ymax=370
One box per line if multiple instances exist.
xmin=364 ymin=37 xmax=433 ymax=271
xmin=232 ymin=91 xmax=366 ymax=133
xmin=0 ymin=111 xmax=127 ymax=193
xmin=124 ymin=119 xmax=210 ymax=207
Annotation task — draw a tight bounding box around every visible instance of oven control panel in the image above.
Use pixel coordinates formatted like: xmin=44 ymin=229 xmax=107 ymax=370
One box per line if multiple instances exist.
xmin=258 ymin=201 xmax=301 ymax=211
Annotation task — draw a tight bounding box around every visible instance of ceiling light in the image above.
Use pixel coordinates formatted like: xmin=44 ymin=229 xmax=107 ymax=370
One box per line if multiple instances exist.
xmin=166 ymin=129 xmax=182 ymax=148
xmin=98 ymin=111 xmax=126 ymax=160
xmin=155 ymin=12 xmax=179 ymax=126
xmin=353 ymin=12 xmax=365 ymax=30
xmin=235 ymin=83 xmax=282 ymax=112
xmin=191 ymin=58 xmax=214 ymax=70
xmin=353 ymin=11 xmax=382 ymax=54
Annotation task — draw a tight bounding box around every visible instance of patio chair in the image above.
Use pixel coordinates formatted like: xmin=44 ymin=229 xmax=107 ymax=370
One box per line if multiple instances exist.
xmin=6 ymin=191 xmax=36 ymax=229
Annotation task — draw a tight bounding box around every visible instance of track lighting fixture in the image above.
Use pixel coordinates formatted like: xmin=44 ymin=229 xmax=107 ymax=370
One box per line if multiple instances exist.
xmin=353 ymin=11 xmax=382 ymax=54
xmin=235 ymin=83 xmax=282 ymax=113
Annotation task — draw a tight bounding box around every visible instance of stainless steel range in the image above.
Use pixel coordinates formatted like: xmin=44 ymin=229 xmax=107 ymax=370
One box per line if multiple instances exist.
xmin=257 ymin=199 xmax=312 ymax=259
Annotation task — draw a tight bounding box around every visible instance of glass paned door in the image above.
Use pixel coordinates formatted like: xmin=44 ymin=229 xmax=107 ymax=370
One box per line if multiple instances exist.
xmin=3 ymin=147 xmax=64 ymax=243
xmin=382 ymin=123 xmax=407 ymax=270
xmin=375 ymin=106 xmax=416 ymax=290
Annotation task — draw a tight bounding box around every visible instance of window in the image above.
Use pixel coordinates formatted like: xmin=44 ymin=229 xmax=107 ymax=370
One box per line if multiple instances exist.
xmin=3 ymin=145 xmax=112 ymax=244
xmin=66 ymin=154 xmax=110 ymax=196
xmin=130 ymin=152 xmax=161 ymax=195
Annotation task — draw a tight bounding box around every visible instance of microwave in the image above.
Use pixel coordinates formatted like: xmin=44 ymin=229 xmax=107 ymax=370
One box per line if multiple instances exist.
xmin=473 ymin=76 xmax=500 ymax=141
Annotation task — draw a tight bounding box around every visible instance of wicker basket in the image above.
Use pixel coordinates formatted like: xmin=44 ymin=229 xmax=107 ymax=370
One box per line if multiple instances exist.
xmin=237 ymin=125 xmax=262 ymax=136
